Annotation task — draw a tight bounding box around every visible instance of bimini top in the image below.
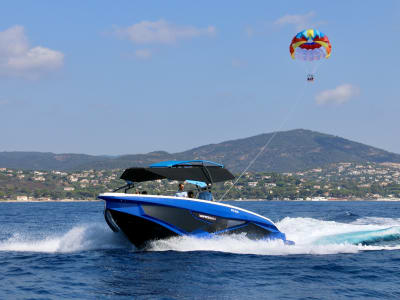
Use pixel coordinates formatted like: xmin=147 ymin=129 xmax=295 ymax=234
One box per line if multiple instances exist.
xmin=120 ymin=160 xmax=234 ymax=185
xmin=150 ymin=160 xmax=224 ymax=168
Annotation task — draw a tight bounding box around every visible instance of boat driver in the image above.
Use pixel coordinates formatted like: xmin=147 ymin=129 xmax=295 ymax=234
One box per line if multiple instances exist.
xmin=198 ymin=186 xmax=213 ymax=201
xmin=175 ymin=183 xmax=188 ymax=197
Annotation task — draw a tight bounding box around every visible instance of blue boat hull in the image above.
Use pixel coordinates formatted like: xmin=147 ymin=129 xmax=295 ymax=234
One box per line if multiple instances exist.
xmin=99 ymin=193 xmax=291 ymax=248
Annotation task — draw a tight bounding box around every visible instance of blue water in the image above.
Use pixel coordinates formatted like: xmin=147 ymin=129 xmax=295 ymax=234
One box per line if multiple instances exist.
xmin=1 ymin=201 xmax=400 ymax=299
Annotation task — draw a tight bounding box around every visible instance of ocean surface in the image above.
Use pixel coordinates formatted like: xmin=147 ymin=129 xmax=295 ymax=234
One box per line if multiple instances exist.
xmin=1 ymin=200 xmax=400 ymax=299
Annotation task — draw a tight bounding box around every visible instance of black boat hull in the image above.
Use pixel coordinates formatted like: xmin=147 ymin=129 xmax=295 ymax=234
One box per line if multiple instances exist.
xmin=100 ymin=193 xmax=291 ymax=248
xmin=106 ymin=209 xmax=178 ymax=247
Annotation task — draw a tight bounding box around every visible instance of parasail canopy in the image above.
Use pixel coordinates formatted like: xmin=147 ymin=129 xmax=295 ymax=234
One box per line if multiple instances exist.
xmin=289 ymin=29 xmax=331 ymax=61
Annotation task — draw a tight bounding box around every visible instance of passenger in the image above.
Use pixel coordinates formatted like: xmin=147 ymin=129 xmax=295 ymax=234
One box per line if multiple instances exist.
xmin=175 ymin=183 xmax=188 ymax=197
xmin=198 ymin=188 xmax=213 ymax=201
xmin=141 ymin=191 xmax=148 ymax=194
xmin=188 ymin=190 xmax=194 ymax=198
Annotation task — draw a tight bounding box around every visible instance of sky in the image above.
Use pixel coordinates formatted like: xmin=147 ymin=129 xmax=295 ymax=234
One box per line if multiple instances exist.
xmin=1 ymin=1 xmax=400 ymax=156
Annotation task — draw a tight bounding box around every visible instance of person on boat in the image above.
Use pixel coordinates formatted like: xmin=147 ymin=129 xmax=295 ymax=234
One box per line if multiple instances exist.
xmin=198 ymin=186 xmax=213 ymax=201
xmin=188 ymin=190 xmax=194 ymax=198
xmin=175 ymin=183 xmax=188 ymax=197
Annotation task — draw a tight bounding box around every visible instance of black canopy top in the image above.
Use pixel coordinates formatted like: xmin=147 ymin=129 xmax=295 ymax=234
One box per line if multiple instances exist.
xmin=120 ymin=160 xmax=235 ymax=185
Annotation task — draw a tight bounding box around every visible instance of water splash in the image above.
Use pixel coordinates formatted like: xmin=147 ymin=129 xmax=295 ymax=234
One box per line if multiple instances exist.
xmin=0 ymin=224 xmax=131 ymax=253
xmin=147 ymin=217 xmax=400 ymax=255
xmin=2 ymin=217 xmax=400 ymax=255
xmin=314 ymin=227 xmax=400 ymax=246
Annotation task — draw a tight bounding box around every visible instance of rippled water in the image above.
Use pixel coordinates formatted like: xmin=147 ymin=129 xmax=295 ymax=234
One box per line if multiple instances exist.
xmin=1 ymin=201 xmax=400 ymax=299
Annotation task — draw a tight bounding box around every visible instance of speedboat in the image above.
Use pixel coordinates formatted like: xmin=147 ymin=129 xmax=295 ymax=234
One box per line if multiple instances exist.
xmin=98 ymin=160 xmax=294 ymax=248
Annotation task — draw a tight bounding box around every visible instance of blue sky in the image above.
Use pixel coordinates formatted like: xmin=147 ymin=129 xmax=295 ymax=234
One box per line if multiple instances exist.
xmin=1 ymin=1 xmax=399 ymax=155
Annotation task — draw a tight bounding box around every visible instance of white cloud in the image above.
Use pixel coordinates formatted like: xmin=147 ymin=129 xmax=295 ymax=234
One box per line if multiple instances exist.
xmin=114 ymin=19 xmax=216 ymax=44
xmin=315 ymin=84 xmax=360 ymax=105
xmin=0 ymin=25 xmax=64 ymax=78
xmin=7 ymin=46 xmax=63 ymax=70
xmin=274 ymin=12 xmax=316 ymax=31
xmin=135 ymin=49 xmax=152 ymax=60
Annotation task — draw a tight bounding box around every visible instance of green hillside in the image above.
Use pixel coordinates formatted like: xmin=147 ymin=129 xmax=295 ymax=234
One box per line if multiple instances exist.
xmin=1 ymin=129 xmax=399 ymax=173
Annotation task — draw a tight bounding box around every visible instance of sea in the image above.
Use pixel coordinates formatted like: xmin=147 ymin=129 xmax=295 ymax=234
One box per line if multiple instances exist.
xmin=1 ymin=200 xmax=399 ymax=300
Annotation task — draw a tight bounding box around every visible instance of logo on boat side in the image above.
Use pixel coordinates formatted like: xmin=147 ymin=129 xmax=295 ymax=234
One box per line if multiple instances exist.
xmin=198 ymin=214 xmax=217 ymax=221
xmin=231 ymin=209 xmax=239 ymax=214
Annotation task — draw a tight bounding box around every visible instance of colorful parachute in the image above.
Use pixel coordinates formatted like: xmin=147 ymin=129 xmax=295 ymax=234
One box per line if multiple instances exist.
xmin=289 ymin=29 xmax=331 ymax=61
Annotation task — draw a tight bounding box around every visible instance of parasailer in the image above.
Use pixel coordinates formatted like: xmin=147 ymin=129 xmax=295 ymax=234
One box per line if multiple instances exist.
xmin=289 ymin=29 xmax=331 ymax=81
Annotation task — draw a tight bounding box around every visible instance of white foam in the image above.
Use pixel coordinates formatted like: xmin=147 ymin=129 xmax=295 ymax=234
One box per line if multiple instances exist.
xmin=277 ymin=217 xmax=394 ymax=245
xmin=351 ymin=217 xmax=400 ymax=226
xmin=2 ymin=217 xmax=400 ymax=255
xmin=0 ymin=224 xmax=131 ymax=253
xmin=148 ymin=234 xmax=361 ymax=255
xmin=147 ymin=217 xmax=400 ymax=255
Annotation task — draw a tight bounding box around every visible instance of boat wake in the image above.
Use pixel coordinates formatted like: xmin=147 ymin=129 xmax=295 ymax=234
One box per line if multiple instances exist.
xmin=147 ymin=216 xmax=400 ymax=255
xmin=0 ymin=223 xmax=131 ymax=253
xmin=1 ymin=217 xmax=400 ymax=255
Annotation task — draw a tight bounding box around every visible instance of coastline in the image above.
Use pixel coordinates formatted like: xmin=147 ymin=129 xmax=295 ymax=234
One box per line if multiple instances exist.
xmin=233 ymin=198 xmax=400 ymax=202
xmin=1 ymin=198 xmax=400 ymax=203
xmin=0 ymin=199 xmax=101 ymax=203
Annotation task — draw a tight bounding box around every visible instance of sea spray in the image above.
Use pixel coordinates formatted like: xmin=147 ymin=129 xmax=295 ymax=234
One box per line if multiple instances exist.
xmin=0 ymin=223 xmax=131 ymax=253
xmin=2 ymin=217 xmax=400 ymax=255
xmin=277 ymin=217 xmax=400 ymax=245
xmin=147 ymin=216 xmax=400 ymax=255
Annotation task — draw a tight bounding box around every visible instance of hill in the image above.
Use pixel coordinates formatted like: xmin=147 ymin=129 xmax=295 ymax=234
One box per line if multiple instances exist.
xmin=1 ymin=129 xmax=399 ymax=173
xmin=177 ymin=129 xmax=400 ymax=172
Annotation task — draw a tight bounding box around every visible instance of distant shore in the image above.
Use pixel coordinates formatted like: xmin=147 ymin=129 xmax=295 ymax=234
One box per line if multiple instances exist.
xmin=1 ymin=198 xmax=400 ymax=203
xmin=234 ymin=198 xmax=400 ymax=202
xmin=0 ymin=199 xmax=100 ymax=203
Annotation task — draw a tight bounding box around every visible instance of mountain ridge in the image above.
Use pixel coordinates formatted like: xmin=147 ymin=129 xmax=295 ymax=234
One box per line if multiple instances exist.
xmin=1 ymin=129 xmax=399 ymax=172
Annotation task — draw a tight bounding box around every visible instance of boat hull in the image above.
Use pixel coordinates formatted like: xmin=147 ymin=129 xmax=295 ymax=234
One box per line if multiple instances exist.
xmin=99 ymin=193 xmax=290 ymax=248
xmin=106 ymin=209 xmax=178 ymax=246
